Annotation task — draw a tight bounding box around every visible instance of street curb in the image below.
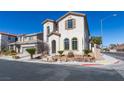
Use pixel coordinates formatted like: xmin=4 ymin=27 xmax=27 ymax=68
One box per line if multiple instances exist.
xmin=114 ymin=60 xmax=120 ymax=64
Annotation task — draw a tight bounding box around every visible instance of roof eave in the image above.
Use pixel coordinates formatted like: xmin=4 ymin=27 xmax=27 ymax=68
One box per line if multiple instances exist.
xmin=56 ymin=11 xmax=86 ymax=22
xmin=42 ymin=19 xmax=55 ymax=24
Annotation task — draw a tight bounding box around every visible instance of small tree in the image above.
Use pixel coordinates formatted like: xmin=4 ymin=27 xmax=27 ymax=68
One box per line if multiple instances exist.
xmin=58 ymin=50 xmax=64 ymax=56
xmin=26 ymin=48 xmax=36 ymax=59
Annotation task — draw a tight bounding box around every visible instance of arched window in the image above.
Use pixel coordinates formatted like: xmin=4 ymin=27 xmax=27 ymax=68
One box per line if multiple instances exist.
xmin=72 ymin=37 xmax=78 ymax=50
xmin=47 ymin=26 xmax=50 ymax=42
xmin=52 ymin=40 xmax=56 ymax=53
xmin=47 ymin=26 xmax=50 ymax=34
xmin=64 ymin=38 xmax=69 ymax=50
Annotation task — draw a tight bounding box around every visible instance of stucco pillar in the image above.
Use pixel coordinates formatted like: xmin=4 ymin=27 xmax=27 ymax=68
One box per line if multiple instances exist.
xmin=93 ymin=44 xmax=101 ymax=59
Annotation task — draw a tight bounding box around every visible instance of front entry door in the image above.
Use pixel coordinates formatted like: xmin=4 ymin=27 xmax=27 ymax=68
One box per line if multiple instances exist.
xmin=52 ymin=40 xmax=56 ymax=53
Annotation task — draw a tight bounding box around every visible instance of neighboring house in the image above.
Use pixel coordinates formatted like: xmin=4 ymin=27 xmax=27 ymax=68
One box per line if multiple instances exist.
xmin=109 ymin=48 xmax=117 ymax=52
xmin=116 ymin=44 xmax=124 ymax=51
xmin=42 ymin=12 xmax=90 ymax=55
xmin=9 ymin=32 xmax=43 ymax=54
xmin=0 ymin=32 xmax=17 ymax=51
xmin=109 ymin=44 xmax=124 ymax=52
xmin=109 ymin=44 xmax=117 ymax=52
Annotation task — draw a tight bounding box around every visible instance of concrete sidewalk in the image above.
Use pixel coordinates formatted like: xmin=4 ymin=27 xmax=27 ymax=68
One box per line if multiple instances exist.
xmin=0 ymin=54 xmax=119 ymax=66
xmin=97 ymin=54 xmax=119 ymax=65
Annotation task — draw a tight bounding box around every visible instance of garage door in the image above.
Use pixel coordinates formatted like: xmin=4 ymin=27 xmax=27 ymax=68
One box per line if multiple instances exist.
xmin=22 ymin=47 xmax=34 ymax=55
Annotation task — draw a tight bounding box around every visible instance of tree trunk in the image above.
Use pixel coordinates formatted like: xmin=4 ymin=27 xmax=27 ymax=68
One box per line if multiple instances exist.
xmin=31 ymin=54 xmax=33 ymax=59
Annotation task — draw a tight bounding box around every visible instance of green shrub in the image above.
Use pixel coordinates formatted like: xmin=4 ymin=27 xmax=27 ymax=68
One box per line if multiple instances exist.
xmin=10 ymin=50 xmax=16 ymax=53
xmin=10 ymin=50 xmax=17 ymax=56
xmin=4 ymin=51 xmax=11 ymax=56
xmin=58 ymin=50 xmax=64 ymax=56
xmin=26 ymin=48 xmax=36 ymax=59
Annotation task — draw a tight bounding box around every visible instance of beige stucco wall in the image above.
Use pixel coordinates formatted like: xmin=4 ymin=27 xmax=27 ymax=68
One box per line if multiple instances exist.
xmin=43 ymin=14 xmax=89 ymax=55
xmin=58 ymin=15 xmax=85 ymax=55
xmin=43 ymin=22 xmax=55 ymax=43
xmin=32 ymin=36 xmax=37 ymax=40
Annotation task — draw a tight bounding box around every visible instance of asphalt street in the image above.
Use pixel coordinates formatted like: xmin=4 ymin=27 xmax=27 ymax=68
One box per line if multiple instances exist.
xmin=103 ymin=52 xmax=124 ymax=61
xmin=101 ymin=52 xmax=124 ymax=79
xmin=0 ymin=59 xmax=124 ymax=81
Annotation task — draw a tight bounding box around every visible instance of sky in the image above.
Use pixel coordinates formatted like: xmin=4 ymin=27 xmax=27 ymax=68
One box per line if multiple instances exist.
xmin=0 ymin=11 xmax=124 ymax=46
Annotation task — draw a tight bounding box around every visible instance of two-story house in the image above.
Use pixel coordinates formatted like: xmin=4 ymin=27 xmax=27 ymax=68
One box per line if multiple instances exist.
xmin=42 ymin=12 xmax=90 ymax=55
xmin=0 ymin=32 xmax=17 ymax=51
xmin=9 ymin=32 xmax=43 ymax=54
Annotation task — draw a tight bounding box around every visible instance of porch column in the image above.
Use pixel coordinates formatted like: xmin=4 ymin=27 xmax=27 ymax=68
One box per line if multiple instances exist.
xmin=8 ymin=45 xmax=11 ymax=50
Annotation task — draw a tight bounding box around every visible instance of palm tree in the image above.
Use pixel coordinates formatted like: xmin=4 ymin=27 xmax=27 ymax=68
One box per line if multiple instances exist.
xmin=26 ymin=48 xmax=36 ymax=59
xmin=91 ymin=36 xmax=102 ymax=46
xmin=83 ymin=49 xmax=92 ymax=56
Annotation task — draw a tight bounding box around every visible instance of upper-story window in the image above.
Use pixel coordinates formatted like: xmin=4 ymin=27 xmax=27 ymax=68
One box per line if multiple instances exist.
xmin=18 ymin=36 xmax=24 ymax=42
xmin=65 ymin=19 xmax=76 ymax=29
xmin=8 ymin=37 xmax=11 ymax=40
xmin=29 ymin=36 xmax=33 ymax=40
xmin=47 ymin=26 xmax=50 ymax=34
xmin=24 ymin=37 xmax=27 ymax=41
xmin=19 ymin=36 xmax=22 ymax=41
xmin=68 ymin=19 xmax=73 ymax=28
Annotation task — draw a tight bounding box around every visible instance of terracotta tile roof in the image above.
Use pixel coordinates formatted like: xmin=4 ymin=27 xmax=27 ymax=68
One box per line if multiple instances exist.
xmin=116 ymin=44 xmax=124 ymax=50
xmin=0 ymin=32 xmax=17 ymax=37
